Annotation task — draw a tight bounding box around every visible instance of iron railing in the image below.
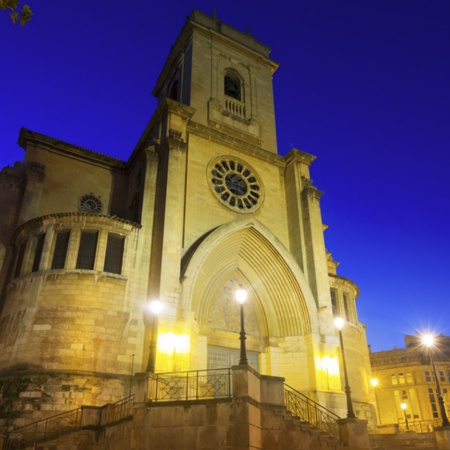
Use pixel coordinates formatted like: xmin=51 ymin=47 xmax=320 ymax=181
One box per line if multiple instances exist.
xmin=2 ymin=393 xmax=135 ymax=450
xmin=284 ymin=384 xmax=341 ymax=441
xmin=399 ymin=418 xmax=440 ymax=433
xmin=104 ymin=394 xmax=134 ymax=425
xmin=3 ymin=407 xmax=82 ymax=450
xmin=151 ymin=368 xmax=232 ymax=402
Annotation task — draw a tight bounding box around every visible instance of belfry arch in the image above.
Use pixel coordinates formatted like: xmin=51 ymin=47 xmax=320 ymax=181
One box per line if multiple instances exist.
xmin=180 ymin=219 xmax=320 ymax=375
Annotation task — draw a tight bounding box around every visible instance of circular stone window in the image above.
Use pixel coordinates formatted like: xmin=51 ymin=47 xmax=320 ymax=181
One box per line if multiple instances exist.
xmin=79 ymin=193 xmax=103 ymax=214
xmin=207 ymin=157 xmax=263 ymax=213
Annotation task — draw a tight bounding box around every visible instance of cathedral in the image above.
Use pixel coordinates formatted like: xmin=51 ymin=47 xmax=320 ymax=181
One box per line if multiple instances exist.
xmin=0 ymin=9 xmax=376 ymax=445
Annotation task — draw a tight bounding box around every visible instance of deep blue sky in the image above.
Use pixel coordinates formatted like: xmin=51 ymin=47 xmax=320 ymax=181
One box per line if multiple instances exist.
xmin=1 ymin=1 xmax=449 ymax=352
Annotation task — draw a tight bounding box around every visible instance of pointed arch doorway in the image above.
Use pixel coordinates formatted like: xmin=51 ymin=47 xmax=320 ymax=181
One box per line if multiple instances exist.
xmin=181 ymin=220 xmax=318 ymax=379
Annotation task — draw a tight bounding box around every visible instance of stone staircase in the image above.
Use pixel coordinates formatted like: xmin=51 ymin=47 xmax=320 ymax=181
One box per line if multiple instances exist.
xmin=271 ymin=408 xmax=346 ymax=450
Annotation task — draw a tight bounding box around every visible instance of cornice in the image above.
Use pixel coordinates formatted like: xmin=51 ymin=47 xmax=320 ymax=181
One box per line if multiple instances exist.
xmin=18 ymin=128 xmax=127 ymax=172
xmin=328 ymin=272 xmax=360 ymax=297
xmin=12 ymin=212 xmax=141 ymax=243
xmin=284 ymin=147 xmax=317 ymax=167
xmin=187 ymin=120 xmax=285 ymax=167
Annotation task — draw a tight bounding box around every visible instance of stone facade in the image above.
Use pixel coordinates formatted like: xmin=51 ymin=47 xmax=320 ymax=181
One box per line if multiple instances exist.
xmin=370 ymin=334 xmax=450 ymax=431
xmin=0 ymin=9 xmax=375 ymax=436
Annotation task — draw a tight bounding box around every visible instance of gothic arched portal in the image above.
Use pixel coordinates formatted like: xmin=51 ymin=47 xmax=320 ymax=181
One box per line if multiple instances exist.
xmin=180 ymin=219 xmax=319 ymax=376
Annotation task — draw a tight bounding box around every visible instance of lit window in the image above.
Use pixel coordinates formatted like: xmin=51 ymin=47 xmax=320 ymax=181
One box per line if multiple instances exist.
xmin=406 ymin=372 xmax=413 ymax=384
xmin=76 ymin=231 xmax=98 ymax=270
xmin=391 ymin=374 xmax=398 ymax=385
xmin=398 ymin=373 xmax=405 ymax=384
xmin=104 ymin=234 xmax=124 ymax=274
xmin=51 ymin=231 xmax=70 ymax=269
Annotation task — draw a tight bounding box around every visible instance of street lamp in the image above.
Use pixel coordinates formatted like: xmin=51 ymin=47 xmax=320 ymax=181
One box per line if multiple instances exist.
xmin=334 ymin=316 xmax=356 ymax=419
xmin=401 ymin=402 xmax=409 ymax=430
xmin=422 ymin=334 xmax=450 ymax=427
xmin=235 ymin=288 xmax=248 ymax=365
xmin=146 ymin=300 xmax=163 ymax=373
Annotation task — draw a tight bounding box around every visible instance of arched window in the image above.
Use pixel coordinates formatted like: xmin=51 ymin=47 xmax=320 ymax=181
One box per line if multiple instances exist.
xmin=224 ymin=71 xmax=242 ymax=101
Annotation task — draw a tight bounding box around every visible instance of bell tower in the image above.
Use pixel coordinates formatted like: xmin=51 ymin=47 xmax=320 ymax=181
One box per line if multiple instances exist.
xmin=152 ymin=10 xmax=279 ymax=153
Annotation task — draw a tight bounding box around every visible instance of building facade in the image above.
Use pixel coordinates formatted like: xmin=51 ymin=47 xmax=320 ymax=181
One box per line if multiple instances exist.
xmin=0 ymin=10 xmax=375 ymax=431
xmin=370 ymin=334 xmax=450 ymax=432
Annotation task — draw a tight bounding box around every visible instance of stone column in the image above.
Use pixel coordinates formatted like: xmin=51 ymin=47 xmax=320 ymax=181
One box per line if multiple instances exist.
xmin=338 ymin=418 xmax=370 ymax=450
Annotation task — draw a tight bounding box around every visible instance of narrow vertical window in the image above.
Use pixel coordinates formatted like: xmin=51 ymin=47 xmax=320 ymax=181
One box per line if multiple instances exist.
xmin=51 ymin=231 xmax=70 ymax=269
xmin=31 ymin=234 xmax=45 ymax=273
xmin=104 ymin=234 xmax=124 ymax=274
xmin=76 ymin=231 xmax=98 ymax=270
xmin=343 ymin=292 xmax=350 ymax=320
xmin=14 ymin=241 xmax=27 ymax=278
xmin=330 ymin=288 xmax=338 ymax=315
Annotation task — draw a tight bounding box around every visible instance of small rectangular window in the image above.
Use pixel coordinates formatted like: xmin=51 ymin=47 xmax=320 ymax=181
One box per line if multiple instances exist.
xmin=51 ymin=231 xmax=70 ymax=269
xmin=391 ymin=374 xmax=398 ymax=385
xmin=429 ymin=388 xmax=435 ymax=403
xmin=14 ymin=241 xmax=27 ymax=278
xmin=425 ymin=371 xmax=431 ymax=382
xmin=439 ymin=371 xmax=445 ymax=382
xmin=104 ymin=234 xmax=124 ymax=274
xmin=32 ymin=234 xmax=45 ymax=272
xmin=406 ymin=372 xmax=413 ymax=384
xmin=76 ymin=231 xmax=98 ymax=270
xmin=398 ymin=373 xmax=405 ymax=384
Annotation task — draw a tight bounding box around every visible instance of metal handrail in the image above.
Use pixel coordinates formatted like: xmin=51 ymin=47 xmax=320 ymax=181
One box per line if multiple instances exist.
xmin=152 ymin=368 xmax=232 ymax=402
xmin=3 ymin=393 xmax=135 ymax=449
xmin=3 ymin=407 xmax=82 ymax=450
xmin=398 ymin=418 xmax=440 ymax=433
xmin=104 ymin=394 xmax=135 ymax=425
xmin=284 ymin=384 xmax=341 ymax=442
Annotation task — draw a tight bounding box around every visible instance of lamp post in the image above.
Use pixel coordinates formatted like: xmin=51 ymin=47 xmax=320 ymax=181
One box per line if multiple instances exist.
xmin=334 ymin=316 xmax=356 ymax=419
xmin=401 ymin=402 xmax=409 ymax=430
xmin=235 ymin=288 xmax=248 ymax=365
xmin=146 ymin=300 xmax=162 ymax=373
xmin=422 ymin=334 xmax=450 ymax=427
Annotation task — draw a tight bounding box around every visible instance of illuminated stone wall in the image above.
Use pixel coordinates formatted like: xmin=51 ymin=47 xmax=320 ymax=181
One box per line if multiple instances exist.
xmin=0 ymin=9 xmax=376 ymax=431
